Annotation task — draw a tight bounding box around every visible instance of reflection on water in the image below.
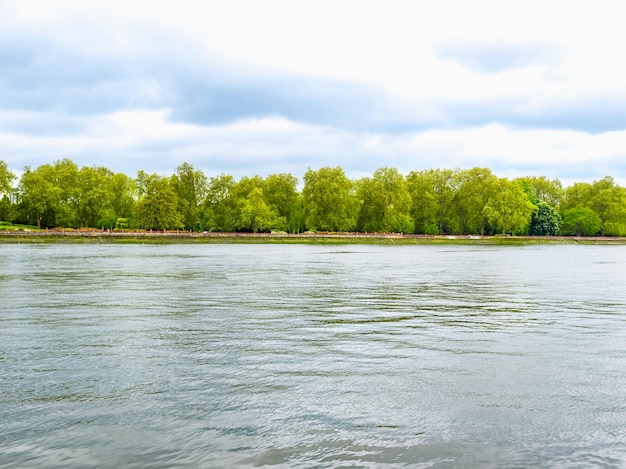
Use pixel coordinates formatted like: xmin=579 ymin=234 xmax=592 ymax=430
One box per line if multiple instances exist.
xmin=1 ymin=244 xmax=626 ymax=468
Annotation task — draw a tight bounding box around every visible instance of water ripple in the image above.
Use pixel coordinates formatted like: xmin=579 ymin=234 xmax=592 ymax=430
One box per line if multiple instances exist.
xmin=2 ymin=244 xmax=626 ymax=467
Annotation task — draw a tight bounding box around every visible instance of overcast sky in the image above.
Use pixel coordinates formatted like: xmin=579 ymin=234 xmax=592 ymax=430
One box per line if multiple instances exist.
xmin=2 ymin=0 xmax=626 ymax=185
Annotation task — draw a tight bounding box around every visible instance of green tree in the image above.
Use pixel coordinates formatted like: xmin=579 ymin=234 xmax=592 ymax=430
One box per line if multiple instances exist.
xmin=287 ymin=195 xmax=307 ymax=234
xmin=109 ymin=173 xmax=136 ymax=224
xmin=561 ymin=207 xmax=602 ymax=236
xmin=204 ymin=174 xmax=237 ymax=231
xmin=0 ymin=160 xmax=15 ymax=197
xmin=135 ymin=173 xmax=182 ymax=230
xmin=264 ymin=173 xmax=299 ymax=223
xmin=407 ymin=169 xmax=459 ymax=234
xmin=529 ymin=200 xmax=562 ymax=236
xmin=588 ymin=177 xmax=626 ymax=236
xmin=0 ymin=195 xmax=15 ymax=223
xmin=561 ymin=182 xmax=592 ymax=211
xmin=230 ymin=176 xmax=284 ymax=232
xmin=356 ymin=167 xmax=413 ymax=233
xmin=0 ymin=160 xmax=16 ymax=222
xmin=561 ymin=177 xmax=626 ymax=236
xmin=171 ymin=162 xmax=208 ymax=231
xmin=302 ymin=166 xmax=358 ymax=232
xmin=76 ymin=165 xmax=114 ymax=227
xmin=48 ymin=158 xmax=80 ymax=227
xmin=18 ymin=164 xmax=59 ymax=228
xmin=238 ymin=187 xmax=279 ymax=232
xmin=482 ymin=178 xmax=536 ymax=235
xmin=455 ymin=168 xmax=498 ymax=235
xmin=517 ymin=176 xmax=563 ymax=208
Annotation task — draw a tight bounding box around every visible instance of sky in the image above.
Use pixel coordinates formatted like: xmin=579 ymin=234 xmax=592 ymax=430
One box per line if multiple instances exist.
xmin=2 ymin=0 xmax=626 ymax=186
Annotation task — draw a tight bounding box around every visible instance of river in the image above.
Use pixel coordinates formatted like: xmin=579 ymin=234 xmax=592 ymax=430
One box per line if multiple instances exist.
xmin=1 ymin=243 xmax=625 ymax=468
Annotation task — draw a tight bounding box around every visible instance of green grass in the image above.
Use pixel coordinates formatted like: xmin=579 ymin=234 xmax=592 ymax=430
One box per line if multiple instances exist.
xmin=1 ymin=230 xmax=625 ymax=245
xmin=0 ymin=221 xmax=40 ymax=231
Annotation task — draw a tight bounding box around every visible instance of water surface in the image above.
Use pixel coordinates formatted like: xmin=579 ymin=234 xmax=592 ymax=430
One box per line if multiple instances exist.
xmin=1 ymin=244 xmax=625 ymax=467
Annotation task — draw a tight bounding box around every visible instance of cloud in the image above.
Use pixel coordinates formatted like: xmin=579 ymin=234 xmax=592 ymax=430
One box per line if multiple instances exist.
xmin=0 ymin=26 xmax=435 ymax=135
xmin=2 ymin=0 xmax=626 ymax=187
xmin=0 ymin=110 xmax=93 ymax=137
xmin=164 ymin=69 xmax=435 ymax=133
xmin=435 ymin=42 xmax=560 ymax=74
xmin=3 ymin=105 xmax=626 ymax=186
xmin=5 ymin=20 xmax=626 ymax=140
xmin=440 ymin=95 xmax=626 ymax=134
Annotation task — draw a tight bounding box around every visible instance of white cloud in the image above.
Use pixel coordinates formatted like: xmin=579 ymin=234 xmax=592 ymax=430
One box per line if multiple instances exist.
xmin=3 ymin=106 xmax=626 ymax=185
xmin=2 ymin=0 xmax=626 ymax=185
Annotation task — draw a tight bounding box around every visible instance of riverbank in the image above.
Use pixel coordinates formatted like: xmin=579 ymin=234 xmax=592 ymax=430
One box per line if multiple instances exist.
xmin=2 ymin=230 xmax=626 ymax=244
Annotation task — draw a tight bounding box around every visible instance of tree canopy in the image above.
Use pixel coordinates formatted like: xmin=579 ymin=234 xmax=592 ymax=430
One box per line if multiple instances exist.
xmin=1 ymin=158 xmax=625 ymax=236
xmin=302 ymin=166 xmax=358 ymax=232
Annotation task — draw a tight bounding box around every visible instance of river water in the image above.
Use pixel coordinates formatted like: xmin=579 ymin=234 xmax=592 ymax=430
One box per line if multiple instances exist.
xmin=1 ymin=243 xmax=625 ymax=468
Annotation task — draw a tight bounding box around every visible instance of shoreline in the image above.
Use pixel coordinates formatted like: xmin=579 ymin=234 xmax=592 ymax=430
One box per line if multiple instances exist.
xmin=2 ymin=230 xmax=626 ymax=244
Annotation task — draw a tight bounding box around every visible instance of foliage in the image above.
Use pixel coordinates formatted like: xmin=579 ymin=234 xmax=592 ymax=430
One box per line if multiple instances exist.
xmin=204 ymin=174 xmax=237 ymax=231
xmin=0 ymin=160 xmax=15 ymax=196
xmin=76 ymin=165 xmax=115 ymax=227
xmin=238 ymin=187 xmax=281 ymax=232
xmin=18 ymin=164 xmax=57 ymax=228
xmin=482 ymin=178 xmax=536 ymax=235
xmin=423 ymin=223 xmax=439 ymax=235
xmin=135 ymin=172 xmax=183 ymax=230
xmin=529 ymin=201 xmax=562 ymax=236
xmin=171 ymin=162 xmax=208 ymax=231
xmin=109 ymin=173 xmax=136 ymax=224
xmin=517 ymin=176 xmax=563 ymax=207
xmin=561 ymin=182 xmax=592 ymax=210
xmin=455 ymin=168 xmax=498 ymax=235
xmin=302 ymin=167 xmax=358 ymax=232
xmin=407 ymin=169 xmax=458 ymax=234
xmin=3 ymin=157 xmax=625 ymax=237
xmin=115 ymin=218 xmax=130 ymax=230
xmin=357 ymin=167 xmax=413 ymax=233
xmin=287 ymin=196 xmax=306 ymax=234
xmin=263 ymin=173 xmax=299 ymax=222
xmin=561 ymin=207 xmax=602 ymax=236
xmin=588 ymin=177 xmax=626 ymax=236
xmin=0 ymin=195 xmax=16 ymax=222
xmin=561 ymin=177 xmax=626 ymax=236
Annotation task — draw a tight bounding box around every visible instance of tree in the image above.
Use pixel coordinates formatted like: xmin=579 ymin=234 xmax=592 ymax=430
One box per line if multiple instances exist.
xmin=561 ymin=177 xmax=626 ymax=236
xmin=171 ymin=162 xmax=208 ymax=231
xmin=357 ymin=167 xmax=413 ymax=232
xmin=109 ymin=173 xmax=136 ymax=224
xmin=48 ymin=159 xmax=80 ymax=227
xmin=561 ymin=182 xmax=592 ymax=211
xmin=482 ymin=178 xmax=536 ymax=235
xmin=407 ymin=169 xmax=459 ymax=234
xmin=561 ymin=207 xmax=602 ymax=236
xmin=517 ymin=176 xmax=563 ymax=208
xmin=204 ymin=174 xmax=237 ymax=231
xmin=529 ymin=201 xmax=562 ymax=236
xmin=264 ymin=173 xmax=299 ymax=224
xmin=134 ymin=173 xmax=182 ymax=230
xmin=18 ymin=165 xmax=58 ymax=228
xmin=0 ymin=160 xmax=15 ymax=197
xmin=302 ymin=167 xmax=358 ymax=232
xmin=455 ymin=168 xmax=498 ymax=235
xmin=287 ymin=195 xmax=306 ymax=234
xmin=0 ymin=160 xmax=16 ymax=222
xmin=588 ymin=177 xmax=626 ymax=236
xmin=76 ymin=165 xmax=114 ymax=227
xmin=238 ymin=187 xmax=279 ymax=232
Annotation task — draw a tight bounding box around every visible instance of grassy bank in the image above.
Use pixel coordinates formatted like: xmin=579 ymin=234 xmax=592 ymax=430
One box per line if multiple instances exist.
xmin=1 ymin=230 xmax=626 ymax=245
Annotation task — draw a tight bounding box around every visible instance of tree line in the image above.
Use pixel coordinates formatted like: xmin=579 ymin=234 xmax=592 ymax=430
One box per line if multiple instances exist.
xmin=1 ymin=159 xmax=625 ymax=236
